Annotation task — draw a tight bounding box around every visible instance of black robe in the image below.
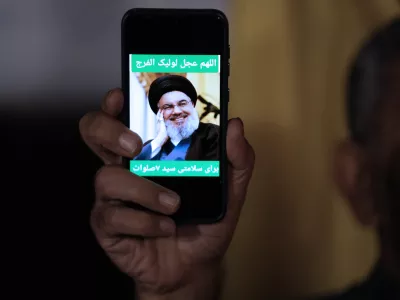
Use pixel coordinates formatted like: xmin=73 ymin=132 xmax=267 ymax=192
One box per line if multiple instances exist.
xmin=135 ymin=122 xmax=219 ymax=161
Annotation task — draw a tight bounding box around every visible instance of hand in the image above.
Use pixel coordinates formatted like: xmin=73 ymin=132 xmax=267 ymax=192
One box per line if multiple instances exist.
xmin=79 ymin=89 xmax=255 ymax=299
xmin=153 ymin=109 xmax=169 ymax=148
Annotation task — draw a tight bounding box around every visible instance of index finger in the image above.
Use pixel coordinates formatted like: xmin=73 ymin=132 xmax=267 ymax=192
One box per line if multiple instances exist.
xmin=79 ymin=111 xmax=142 ymax=162
xmin=159 ymin=109 xmax=165 ymax=122
xmin=157 ymin=109 xmax=162 ymax=120
xmin=95 ymin=166 xmax=181 ymax=215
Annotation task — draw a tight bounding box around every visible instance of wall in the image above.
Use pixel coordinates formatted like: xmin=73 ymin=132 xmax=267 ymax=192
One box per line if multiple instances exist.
xmin=0 ymin=0 xmax=229 ymax=111
xmin=4 ymin=0 xmax=400 ymax=298
xmin=224 ymin=0 xmax=399 ymax=298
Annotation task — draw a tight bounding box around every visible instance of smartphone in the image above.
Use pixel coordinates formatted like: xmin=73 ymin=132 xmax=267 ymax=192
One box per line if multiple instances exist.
xmin=121 ymin=8 xmax=229 ymax=224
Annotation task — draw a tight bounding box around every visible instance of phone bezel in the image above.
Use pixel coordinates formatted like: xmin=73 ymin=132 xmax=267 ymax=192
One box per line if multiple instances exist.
xmin=121 ymin=8 xmax=229 ymax=224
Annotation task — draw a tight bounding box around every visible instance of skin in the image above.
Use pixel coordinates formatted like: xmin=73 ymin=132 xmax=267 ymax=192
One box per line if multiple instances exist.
xmin=153 ymin=91 xmax=196 ymax=148
xmin=79 ymin=88 xmax=255 ymax=300
xmin=334 ymin=71 xmax=400 ymax=284
xmin=159 ymin=91 xmax=194 ymax=125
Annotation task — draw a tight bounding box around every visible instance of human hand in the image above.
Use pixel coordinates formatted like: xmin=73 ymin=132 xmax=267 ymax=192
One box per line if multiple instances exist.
xmin=79 ymin=88 xmax=255 ymax=299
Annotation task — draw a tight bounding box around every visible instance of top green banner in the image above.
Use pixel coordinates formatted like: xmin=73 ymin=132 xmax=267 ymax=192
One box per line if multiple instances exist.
xmin=131 ymin=54 xmax=219 ymax=73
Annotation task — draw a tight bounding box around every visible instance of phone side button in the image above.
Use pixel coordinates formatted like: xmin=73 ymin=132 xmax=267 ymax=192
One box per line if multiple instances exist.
xmin=228 ymin=88 xmax=230 ymax=102
xmin=228 ymin=62 xmax=230 ymax=77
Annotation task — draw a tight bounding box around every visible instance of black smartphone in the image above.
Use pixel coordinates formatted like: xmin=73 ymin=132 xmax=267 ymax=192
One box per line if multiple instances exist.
xmin=121 ymin=8 xmax=229 ymax=224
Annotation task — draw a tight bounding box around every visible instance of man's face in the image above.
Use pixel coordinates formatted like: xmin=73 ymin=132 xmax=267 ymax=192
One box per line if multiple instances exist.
xmin=159 ymin=91 xmax=195 ymax=126
xmin=158 ymin=91 xmax=199 ymax=140
xmin=336 ymin=64 xmax=400 ymax=257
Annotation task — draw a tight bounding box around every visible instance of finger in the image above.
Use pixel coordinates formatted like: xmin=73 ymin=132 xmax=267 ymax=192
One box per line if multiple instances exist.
xmin=79 ymin=111 xmax=143 ymax=163
xmin=158 ymin=110 xmax=163 ymax=122
xmin=227 ymin=118 xmax=255 ymax=171
xmin=225 ymin=118 xmax=255 ymax=220
xmin=95 ymin=166 xmax=180 ymax=215
xmin=160 ymin=110 xmax=166 ymax=123
xmin=101 ymin=88 xmax=124 ymax=117
xmin=92 ymin=204 xmax=176 ymax=238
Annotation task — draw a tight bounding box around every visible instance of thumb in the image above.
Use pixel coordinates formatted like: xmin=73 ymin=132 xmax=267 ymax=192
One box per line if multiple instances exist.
xmin=227 ymin=118 xmax=254 ymax=171
xmin=226 ymin=118 xmax=255 ymax=218
xmin=101 ymin=88 xmax=124 ymax=117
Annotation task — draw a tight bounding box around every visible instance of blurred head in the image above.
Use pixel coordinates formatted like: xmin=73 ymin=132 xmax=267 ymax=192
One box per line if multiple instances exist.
xmin=334 ymin=18 xmax=400 ymax=258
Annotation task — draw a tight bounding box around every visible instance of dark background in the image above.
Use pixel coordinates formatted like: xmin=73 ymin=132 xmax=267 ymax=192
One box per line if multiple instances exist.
xmin=2 ymin=1 xmax=228 ymax=298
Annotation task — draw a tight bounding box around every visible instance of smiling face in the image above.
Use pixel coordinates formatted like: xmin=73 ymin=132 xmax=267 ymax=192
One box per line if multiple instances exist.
xmin=159 ymin=91 xmax=194 ymax=124
xmin=158 ymin=91 xmax=199 ymax=140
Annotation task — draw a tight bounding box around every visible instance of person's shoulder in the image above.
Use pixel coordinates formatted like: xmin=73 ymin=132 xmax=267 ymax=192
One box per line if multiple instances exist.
xmin=312 ymin=264 xmax=394 ymax=300
xmin=309 ymin=282 xmax=367 ymax=300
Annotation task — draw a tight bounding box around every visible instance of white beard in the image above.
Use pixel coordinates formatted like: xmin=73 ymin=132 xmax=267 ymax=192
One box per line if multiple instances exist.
xmin=165 ymin=112 xmax=200 ymax=141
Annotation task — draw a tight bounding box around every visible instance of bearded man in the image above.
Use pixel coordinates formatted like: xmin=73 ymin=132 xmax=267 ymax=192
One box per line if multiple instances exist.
xmin=134 ymin=74 xmax=219 ymax=161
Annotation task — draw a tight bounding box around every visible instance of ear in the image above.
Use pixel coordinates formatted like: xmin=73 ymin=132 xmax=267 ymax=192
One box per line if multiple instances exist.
xmin=333 ymin=139 xmax=378 ymax=227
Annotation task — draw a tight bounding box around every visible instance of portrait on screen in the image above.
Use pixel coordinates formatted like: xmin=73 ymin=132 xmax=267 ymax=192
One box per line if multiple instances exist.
xmin=129 ymin=54 xmax=221 ymax=177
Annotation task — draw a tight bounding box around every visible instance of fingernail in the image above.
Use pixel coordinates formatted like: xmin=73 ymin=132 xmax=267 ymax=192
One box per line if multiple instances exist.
xmin=160 ymin=219 xmax=175 ymax=234
xmin=119 ymin=132 xmax=137 ymax=153
xmin=159 ymin=192 xmax=179 ymax=209
xmin=105 ymin=89 xmax=114 ymax=99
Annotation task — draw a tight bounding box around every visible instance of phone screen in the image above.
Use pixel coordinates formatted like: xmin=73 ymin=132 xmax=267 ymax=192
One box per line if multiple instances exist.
xmin=129 ymin=55 xmax=221 ymax=178
xmin=122 ymin=9 xmax=228 ymax=223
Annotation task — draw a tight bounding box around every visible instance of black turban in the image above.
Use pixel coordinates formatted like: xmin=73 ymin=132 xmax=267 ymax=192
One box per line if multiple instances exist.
xmin=148 ymin=75 xmax=197 ymax=114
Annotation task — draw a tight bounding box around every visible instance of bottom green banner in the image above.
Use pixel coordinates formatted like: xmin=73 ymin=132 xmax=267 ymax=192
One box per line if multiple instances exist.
xmin=130 ymin=161 xmax=219 ymax=177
